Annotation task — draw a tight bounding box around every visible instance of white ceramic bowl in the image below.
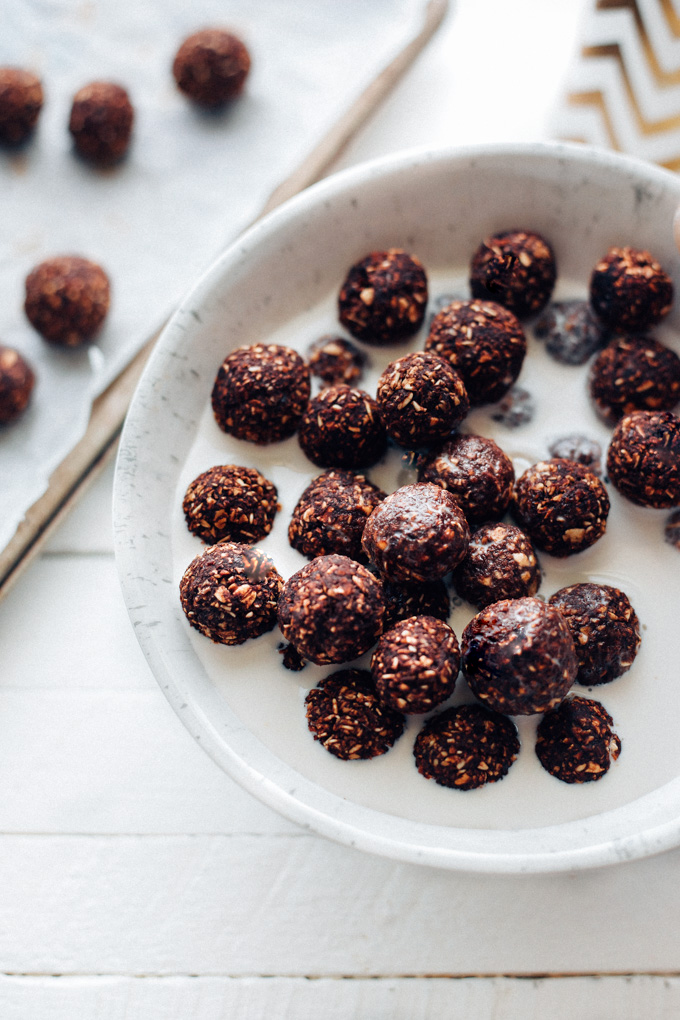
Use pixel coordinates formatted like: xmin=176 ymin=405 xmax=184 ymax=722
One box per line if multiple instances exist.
xmin=113 ymin=142 xmax=680 ymax=873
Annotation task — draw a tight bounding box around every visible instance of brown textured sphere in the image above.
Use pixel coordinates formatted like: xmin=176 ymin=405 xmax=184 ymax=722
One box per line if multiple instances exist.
xmin=288 ymin=469 xmax=385 ymax=562
xmin=0 ymin=67 xmax=43 ymax=144
xmin=606 ymin=410 xmax=680 ymax=508
xmin=211 ymin=344 xmax=310 ymax=445
xmin=182 ymin=464 xmax=278 ymax=545
xmin=24 ymin=256 xmax=110 ymax=347
xmin=470 ymin=229 xmax=556 ymax=319
xmin=377 ymin=351 xmax=469 ymax=447
xmin=0 ymin=346 xmax=35 ymax=424
xmin=69 ymin=82 xmax=134 ymax=164
xmin=462 ymin=596 xmax=577 ymax=716
xmin=277 ymin=554 xmax=385 ymax=665
xmin=589 ymin=246 xmax=673 ymax=332
xmin=419 ymin=432 xmax=515 ymax=524
xmin=453 ymin=522 xmax=541 ymax=609
xmin=298 ymin=385 xmax=386 ymax=469
xmin=173 ymin=29 xmax=251 ymax=106
xmin=307 ymin=335 xmax=366 ymax=388
xmin=371 ymin=615 xmax=460 ymax=714
xmin=338 ymin=249 xmax=428 ymax=346
xmin=414 ymin=703 xmax=520 ymax=790
xmin=305 ymin=669 xmax=404 ymax=760
xmin=425 ymin=299 xmax=526 ymax=405
xmin=536 ymin=695 xmax=621 ymax=784
xmin=589 ymin=334 xmax=680 ymax=424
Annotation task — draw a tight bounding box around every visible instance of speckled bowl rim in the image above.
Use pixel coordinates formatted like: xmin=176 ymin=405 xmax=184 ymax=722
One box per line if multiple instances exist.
xmin=113 ymin=141 xmax=680 ymax=874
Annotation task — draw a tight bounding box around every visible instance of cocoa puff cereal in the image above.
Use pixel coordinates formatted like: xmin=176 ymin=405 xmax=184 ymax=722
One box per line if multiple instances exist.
xmin=0 ymin=346 xmax=35 ymax=424
xmin=589 ymin=246 xmax=673 ymax=333
xmin=606 ymin=410 xmax=680 ymax=508
xmin=69 ymin=82 xmax=134 ymax=164
xmin=414 ymin=703 xmax=520 ymax=790
xmin=0 ymin=67 xmax=43 ymax=144
xmin=305 ymin=669 xmax=404 ymax=760
xmin=589 ymin=335 xmax=680 ymax=424
xmin=288 ymin=469 xmax=385 ymax=562
xmin=470 ymin=229 xmax=556 ymax=319
xmin=376 ymin=351 xmax=469 ymax=447
xmin=536 ymin=695 xmax=621 ymax=784
xmin=182 ymin=464 xmax=278 ymax=545
xmin=173 ymin=29 xmax=251 ymax=106
xmin=307 ymin=335 xmax=366 ymax=387
xmin=297 ymin=385 xmax=386 ymax=469
xmin=24 ymin=256 xmax=110 ymax=347
xmin=338 ymin=249 xmax=428 ymax=346
xmin=419 ymin=432 xmax=515 ymax=524
xmin=371 ymin=615 xmax=460 ymax=714
xmin=534 ymin=300 xmax=608 ymax=365
xmin=453 ymin=523 xmax=541 ymax=609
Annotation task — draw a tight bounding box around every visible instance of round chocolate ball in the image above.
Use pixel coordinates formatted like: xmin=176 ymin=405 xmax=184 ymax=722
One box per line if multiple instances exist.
xmin=338 ymin=249 xmax=428 ymax=346
xmin=0 ymin=346 xmax=35 ymax=424
xmin=547 ymin=433 xmax=602 ymax=475
xmin=0 ymin=67 xmax=43 ymax=144
xmin=534 ymin=300 xmax=609 ymax=365
xmin=182 ymin=464 xmax=278 ymax=545
xmin=307 ymin=335 xmax=366 ymax=388
xmin=548 ymin=582 xmax=640 ymax=687
xmin=69 ymin=82 xmax=133 ymax=164
xmin=419 ymin=432 xmax=515 ymax=524
xmin=425 ymin=299 xmax=526 ymax=405
xmin=297 ymin=385 xmax=386 ymax=469
xmin=288 ymin=469 xmax=385 ymax=562
xmin=24 ymin=256 xmax=110 ymax=347
xmin=535 ymin=695 xmax=621 ymax=784
xmin=179 ymin=542 xmax=282 ymax=645
xmin=414 ymin=703 xmax=519 ymax=790
xmin=382 ymin=578 xmax=450 ymax=631
xmin=173 ymin=28 xmax=251 ymax=106
xmin=211 ymin=344 xmax=310 ymax=445
xmin=589 ymin=335 xmax=680 ymax=424
xmin=462 ymin=596 xmax=577 ymax=715
xmin=305 ymin=669 xmax=404 ymax=760
xmin=362 ymin=482 xmax=470 ymax=585
xmin=589 ymin=246 xmax=673 ymax=332
xmin=453 ymin=522 xmax=541 ymax=609
xmin=606 ymin=410 xmax=680 ymax=508
xmin=512 ymin=459 xmax=610 ymax=557
xmin=469 ymin=229 xmax=556 ymax=319
xmin=277 ymin=554 xmax=385 ymax=665
xmin=376 ymin=351 xmax=469 ymax=447
xmin=371 ymin=615 xmax=460 ymax=714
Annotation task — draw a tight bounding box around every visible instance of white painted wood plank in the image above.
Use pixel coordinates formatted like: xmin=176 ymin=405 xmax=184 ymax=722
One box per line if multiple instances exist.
xmin=0 ymin=975 xmax=679 ymax=1020
xmin=0 ymin=835 xmax=679 ymax=976
xmin=42 ymin=458 xmax=117 ymax=557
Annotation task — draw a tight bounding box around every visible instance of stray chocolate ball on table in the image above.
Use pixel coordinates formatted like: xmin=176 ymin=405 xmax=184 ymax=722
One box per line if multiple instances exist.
xmin=371 ymin=615 xmax=460 ymax=714
xmin=589 ymin=335 xmax=680 ymax=424
xmin=307 ymin=335 xmax=366 ymax=388
xmin=376 ymin=351 xmax=469 ymax=448
xmin=173 ymin=29 xmax=251 ymax=106
xmin=179 ymin=542 xmax=282 ymax=645
xmin=536 ymin=695 xmax=621 ymax=784
xmin=512 ymin=458 xmax=610 ymax=557
xmin=414 ymin=703 xmax=519 ymax=791
xmin=549 ymin=582 xmax=640 ymax=687
xmin=278 ymin=554 xmax=385 ymax=665
xmin=470 ymin=229 xmax=556 ymax=319
xmin=419 ymin=432 xmax=515 ymax=524
xmin=0 ymin=346 xmax=35 ymax=424
xmin=425 ymin=299 xmax=526 ymax=405
xmin=338 ymin=249 xmax=428 ymax=346
xmin=453 ymin=522 xmax=541 ymax=609
xmin=606 ymin=410 xmax=680 ymax=509
xmin=183 ymin=464 xmax=278 ymax=545
xmin=362 ymin=482 xmax=470 ymax=585
xmin=212 ymin=344 xmax=310 ymax=444
xmin=0 ymin=67 xmax=43 ymax=144
xmin=297 ymin=385 xmax=386 ymax=469
xmin=69 ymin=82 xmax=134 ymax=165
xmin=462 ymin=596 xmax=577 ymax=716
xmin=24 ymin=256 xmax=110 ymax=347
xmin=288 ymin=469 xmax=385 ymax=562
xmin=305 ymin=669 xmax=404 ymax=760
xmin=589 ymin=246 xmax=673 ymax=333
xmin=382 ymin=578 xmax=450 ymax=630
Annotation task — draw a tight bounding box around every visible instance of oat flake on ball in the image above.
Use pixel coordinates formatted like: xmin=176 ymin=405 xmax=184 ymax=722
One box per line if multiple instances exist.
xmin=338 ymin=249 xmax=428 ymax=346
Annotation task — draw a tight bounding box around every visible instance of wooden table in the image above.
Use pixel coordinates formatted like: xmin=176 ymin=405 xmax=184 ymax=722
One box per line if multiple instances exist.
xmin=3 ymin=2 xmax=680 ymax=1015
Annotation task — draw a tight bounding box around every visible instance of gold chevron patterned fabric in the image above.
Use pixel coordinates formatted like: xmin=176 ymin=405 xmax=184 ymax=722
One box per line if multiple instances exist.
xmin=554 ymin=0 xmax=680 ymax=169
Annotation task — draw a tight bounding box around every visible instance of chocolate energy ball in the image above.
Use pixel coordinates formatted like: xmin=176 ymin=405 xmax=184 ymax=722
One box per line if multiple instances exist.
xmin=589 ymin=335 xmax=680 ymax=424
xmin=607 ymin=410 xmax=680 ymax=508
xmin=297 ymin=385 xmax=386 ymax=469
xmin=512 ymin=459 xmax=610 ymax=557
xmin=362 ymin=482 xmax=470 ymax=585
xmin=589 ymin=246 xmax=673 ymax=332
xmin=338 ymin=249 xmax=428 ymax=346
xmin=277 ymin=554 xmax=385 ymax=665
xmin=371 ymin=615 xmax=460 ymax=714
xmin=536 ymin=695 xmax=621 ymax=784
xmin=305 ymin=669 xmax=404 ymax=760
xmin=212 ymin=344 xmax=310 ymax=445
xmin=173 ymin=28 xmax=251 ymax=106
xmin=419 ymin=432 xmax=515 ymax=524
xmin=462 ymin=596 xmax=577 ymax=716
xmin=288 ymin=469 xmax=385 ymax=562
xmin=69 ymin=82 xmax=134 ymax=164
xmin=469 ymin=229 xmax=556 ymax=319
xmin=307 ymin=335 xmax=366 ymax=387
xmin=548 ymin=582 xmax=640 ymax=687
xmin=179 ymin=542 xmax=282 ymax=645
xmin=414 ymin=703 xmax=520 ymax=790
xmin=453 ymin=523 xmax=541 ymax=609
xmin=182 ymin=464 xmax=278 ymax=545
xmin=24 ymin=256 xmax=110 ymax=347
xmin=0 ymin=346 xmax=35 ymax=424
xmin=376 ymin=351 xmax=469 ymax=448
xmin=534 ymin=300 xmax=609 ymax=365
xmin=425 ymin=299 xmax=526 ymax=405
xmin=0 ymin=67 xmax=43 ymax=144
xmin=382 ymin=578 xmax=450 ymax=630
xmin=547 ymin=434 xmax=602 ymax=475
